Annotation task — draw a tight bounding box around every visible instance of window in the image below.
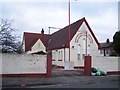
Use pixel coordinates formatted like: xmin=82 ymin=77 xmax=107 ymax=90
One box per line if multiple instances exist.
xmin=88 ymin=45 xmax=90 ymax=55
xmin=61 ymin=51 xmax=63 ymax=60
xmin=56 ymin=50 xmax=58 ymax=60
xmin=58 ymin=51 xmax=60 ymax=60
xmin=106 ymin=49 xmax=110 ymax=56
xmin=100 ymin=49 xmax=104 ymax=54
xmin=83 ymin=39 xmax=86 ymax=54
xmin=78 ymin=54 xmax=80 ymax=60
xmin=53 ymin=52 xmax=56 ymax=61
xmin=52 ymin=52 xmax=54 ymax=59
xmin=106 ymin=49 xmax=110 ymax=54
xmin=82 ymin=54 xmax=85 ymax=60
xmin=77 ymin=44 xmax=81 ymax=54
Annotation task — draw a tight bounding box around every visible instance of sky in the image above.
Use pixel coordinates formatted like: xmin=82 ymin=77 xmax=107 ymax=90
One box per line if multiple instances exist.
xmin=0 ymin=0 xmax=119 ymax=42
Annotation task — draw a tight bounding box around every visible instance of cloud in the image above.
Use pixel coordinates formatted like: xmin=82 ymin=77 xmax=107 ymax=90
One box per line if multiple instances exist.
xmin=86 ymin=8 xmax=118 ymax=42
xmin=0 ymin=3 xmax=2 ymax=19
xmin=68 ymin=2 xmax=118 ymax=42
xmin=1 ymin=1 xmax=118 ymax=42
xmin=87 ymin=8 xmax=117 ymax=26
xmin=2 ymin=3 xmax=68 ymax=36
xmin=118 ymin=1 xmax=120 ymax=30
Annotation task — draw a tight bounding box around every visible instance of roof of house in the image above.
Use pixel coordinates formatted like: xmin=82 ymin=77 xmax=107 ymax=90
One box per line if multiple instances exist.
xmin=23 ymin=32 xmax=50 ymax=52
xmin=48 ymin=17 xmax=100 ymax=50
xmin=99 ymin=39 xmax=113 ymax=49
xmin=100 ymin=42 xmax=113 ymax=48
xmin=23 ymin=17 xmax=100 ymax=51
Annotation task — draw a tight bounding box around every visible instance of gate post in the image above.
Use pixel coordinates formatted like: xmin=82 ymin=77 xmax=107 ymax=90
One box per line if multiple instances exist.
xmin=84 ymin=56 xmax=92 ymax=76
xmin=47 ymin=52 xmax=52 ymax=77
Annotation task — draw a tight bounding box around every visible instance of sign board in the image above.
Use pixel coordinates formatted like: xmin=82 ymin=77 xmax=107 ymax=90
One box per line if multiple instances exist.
xmin=64 ymin=61 xmax=74 ymax=70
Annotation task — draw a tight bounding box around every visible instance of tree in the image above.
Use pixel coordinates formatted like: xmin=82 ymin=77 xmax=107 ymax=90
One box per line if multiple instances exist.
xmin=113 ymin=31 xmax=120 ymax=56
xmin=0 ymin=19 xmax=22 ymax=53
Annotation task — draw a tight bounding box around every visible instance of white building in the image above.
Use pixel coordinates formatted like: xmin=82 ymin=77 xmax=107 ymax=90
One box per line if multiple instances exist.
xmin=22 ymin=17 xmax=101 ymax=69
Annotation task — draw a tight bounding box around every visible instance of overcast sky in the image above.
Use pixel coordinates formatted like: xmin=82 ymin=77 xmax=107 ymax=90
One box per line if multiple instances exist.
xmin=0 ymin=0 xmax=119 ymax=42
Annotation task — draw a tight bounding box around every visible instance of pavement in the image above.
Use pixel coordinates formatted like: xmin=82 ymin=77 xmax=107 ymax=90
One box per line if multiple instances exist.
xmin=1 ymin=70 xmax=120 ymax=89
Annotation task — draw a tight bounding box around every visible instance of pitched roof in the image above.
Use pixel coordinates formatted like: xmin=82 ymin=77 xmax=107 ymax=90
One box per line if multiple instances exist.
xmin=23 ymin=17 xmax=100 ymax=51
xmin=23 ymin=32 xmax=50 ymax=52
xmin=48 ymin=17 xmax=100 ymax=50
xmin=100 ymin=42 xmax=113 ymax=48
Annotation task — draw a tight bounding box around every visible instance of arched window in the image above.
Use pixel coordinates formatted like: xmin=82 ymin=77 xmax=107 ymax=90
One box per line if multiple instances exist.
xmin=77 ymin=44 xmax=81 ymax=54
xmin=77 ymin=44 xmax=81 ymax=60
xmin=82 ymin=38 xmax=86 ymax=60
xmin=61 ymin=51 xmax=63 ymax=60
xmin=58 ymin=51 xmax=60 ymax=60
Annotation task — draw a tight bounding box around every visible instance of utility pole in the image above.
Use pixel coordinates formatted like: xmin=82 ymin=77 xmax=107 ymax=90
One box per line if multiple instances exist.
xmin=68 ymin=0 xmax=70 ymax=62
xmin=86 ymin=31 xmax=87 ymax=56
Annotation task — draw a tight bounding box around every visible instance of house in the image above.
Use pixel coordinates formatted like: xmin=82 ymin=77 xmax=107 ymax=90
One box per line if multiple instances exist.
xmin=22 ymin=17 xmax=101 ymax=68
xmin=99 ymin=39 xmax=117 ymax=56
xmin=22 ymin=28 xmax=50 ymax=54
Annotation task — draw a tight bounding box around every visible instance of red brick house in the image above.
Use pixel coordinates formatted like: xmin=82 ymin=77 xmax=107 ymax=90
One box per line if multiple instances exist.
xmin=99 ymin=39 xmax=117 ymax=56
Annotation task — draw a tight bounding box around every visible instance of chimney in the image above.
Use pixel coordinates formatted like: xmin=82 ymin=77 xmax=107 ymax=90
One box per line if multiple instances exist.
xmin=106 ymin=39 xmax=110 ymax=43
xmin=41 ymin=28 xmax=44 ymax=44
xmin=41 ymin=28 xmax=44 ymax=34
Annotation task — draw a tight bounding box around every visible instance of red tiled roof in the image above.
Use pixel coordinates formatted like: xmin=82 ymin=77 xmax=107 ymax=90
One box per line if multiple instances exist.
xmin=48 ymin=17 xmax=100 ymax=50
xmin=23 ymin=17 xmax=100 ymax=51
xmin=23 ymin=32 xmax=50 ymax=52
xmin=100 ymin=42 xmax=113 ymax=48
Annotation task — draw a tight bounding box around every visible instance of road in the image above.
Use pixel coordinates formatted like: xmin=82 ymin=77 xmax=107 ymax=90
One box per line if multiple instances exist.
xmin=27 ymin=75 xmax=119 ymax=88
xmin=1 ymin=70 xmax=120 ymax=89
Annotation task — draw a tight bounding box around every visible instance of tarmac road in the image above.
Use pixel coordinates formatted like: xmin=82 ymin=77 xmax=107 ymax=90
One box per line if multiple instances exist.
xmin=1 ymin=70 xmax=120 ymax=89
xmin=27 ymin=75 xmax=119 ymax=88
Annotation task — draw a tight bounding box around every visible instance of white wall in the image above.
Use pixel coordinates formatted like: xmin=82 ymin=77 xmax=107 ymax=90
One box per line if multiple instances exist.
xmin=52 ymin=49 xmax=64 ymax=66
xmin=92 ymin=56 xmax=119 ymax=71
xmin=52 ymin=48 xmax=76 ymax=67
xmin=0 ymin=53 xmax=47 ymax=74
xmin=51 ymin=22 xmax=101 ymax=67
xmin=70 ymin=22 xmax=100 ymax=67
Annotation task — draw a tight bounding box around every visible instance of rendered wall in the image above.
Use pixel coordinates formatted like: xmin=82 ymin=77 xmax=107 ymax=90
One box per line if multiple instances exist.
xmin=70 ymin=22 xmax=100 ymax=67
xmin=92 ymin=56 xmax=119 ymax=72
xmin=1 ymin=53 xmax=47 ymax=75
